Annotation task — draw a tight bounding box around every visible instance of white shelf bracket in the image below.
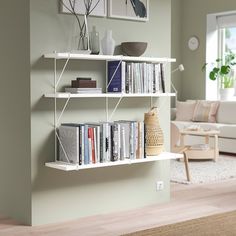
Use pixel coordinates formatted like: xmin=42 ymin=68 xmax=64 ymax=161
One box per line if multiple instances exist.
xmin=150 ymin=96 xmax=153 ymax=108
xmin=56 ymin=96 xmax=71 ymax=126
xmin=109 ymin=96 xmax=123 ymax=122
xmin=56 ymin=55 xmax=71 ymax=89
xmin=106 ymin=97 xmax=109 ymax=122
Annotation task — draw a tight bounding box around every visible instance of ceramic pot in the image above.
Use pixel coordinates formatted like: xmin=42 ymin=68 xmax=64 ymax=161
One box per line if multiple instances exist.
xmin=220 ymin=88 xmax=235 ymax=100
xmin=101 ymin=30 xmax=115 ymax=55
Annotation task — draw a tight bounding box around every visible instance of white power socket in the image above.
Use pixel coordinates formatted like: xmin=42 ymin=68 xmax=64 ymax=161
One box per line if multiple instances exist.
xmin=156 ymin=181 xmax=164 ymax=191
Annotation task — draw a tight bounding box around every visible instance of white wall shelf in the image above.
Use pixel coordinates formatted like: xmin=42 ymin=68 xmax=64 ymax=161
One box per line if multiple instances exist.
xmin=45 ymin=152 xmax=183 ymax=171
xmin=44 ymin=52 xmax=176 ymax=63
xmin=44 ymin=92 xmax=176 ymax=99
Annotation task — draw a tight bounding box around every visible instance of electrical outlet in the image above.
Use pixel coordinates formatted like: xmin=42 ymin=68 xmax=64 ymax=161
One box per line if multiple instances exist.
xmin=156 ymin=181 xmax=164 ymax=191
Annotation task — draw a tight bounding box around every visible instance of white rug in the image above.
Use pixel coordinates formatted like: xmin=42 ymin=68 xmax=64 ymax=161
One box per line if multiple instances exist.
xmin=171 ymin=155 xmax=236 ymax=184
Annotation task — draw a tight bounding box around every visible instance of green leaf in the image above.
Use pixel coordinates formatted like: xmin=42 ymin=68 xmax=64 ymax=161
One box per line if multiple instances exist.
xmin=209 ymin=71 xmax=217 ymax=80
xmin=213 ymin=67 xmax=220 ymax=73
xmin=216 ymin=58 xmax=222 ymax=62
xmin=220 ymin=65 xmax=230 ymax=74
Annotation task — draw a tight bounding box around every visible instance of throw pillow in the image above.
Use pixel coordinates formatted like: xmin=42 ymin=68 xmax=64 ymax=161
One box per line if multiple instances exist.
xmin=192 ymin=101 xmax=220 ymax=123
xmin=175 ymin=101 xmax=197 ymax=121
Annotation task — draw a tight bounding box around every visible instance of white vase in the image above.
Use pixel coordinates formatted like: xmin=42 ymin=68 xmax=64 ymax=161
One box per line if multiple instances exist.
xmin=220 ymin=88 xmax=235 ymax=100
xmin=101 ymin=30 xmax=115 ymax=55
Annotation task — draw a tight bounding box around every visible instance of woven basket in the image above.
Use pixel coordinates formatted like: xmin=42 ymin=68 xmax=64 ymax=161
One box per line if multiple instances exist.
xmin=144 ymin=107 xmax=164 ymax=156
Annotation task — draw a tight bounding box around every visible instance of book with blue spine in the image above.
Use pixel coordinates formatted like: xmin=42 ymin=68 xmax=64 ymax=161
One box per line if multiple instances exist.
xmin=107 ymin=60 xmax=126 ymax=93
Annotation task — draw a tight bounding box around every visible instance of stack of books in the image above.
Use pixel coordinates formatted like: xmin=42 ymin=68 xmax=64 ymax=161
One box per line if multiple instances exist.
xmin=65 ymin=78 xmax=102 ymax=94
xmin=58 ymin=121 xmax=146 ymax=165
xmin=107 ymin=60 xmax=165 ymax=94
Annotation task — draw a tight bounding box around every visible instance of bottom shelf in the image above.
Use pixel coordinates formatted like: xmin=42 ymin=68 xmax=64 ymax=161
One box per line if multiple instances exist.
xmin=45 ymin=152 xmax=183 ymax=171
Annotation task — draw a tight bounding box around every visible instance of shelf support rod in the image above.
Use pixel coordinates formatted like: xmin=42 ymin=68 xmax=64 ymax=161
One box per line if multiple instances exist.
xmin=55 ymin=55 xmax=70 ymax=88
xmin=109 ymin=96 xmax=123 ymax=122
xmin=150 ymin=96 xmax=153 ymax=108
xmin=106 ymin=97 xmax=109 ymax=122
xmin=56 ymin=96 xmax=71 ymax=126
xmin=54 ymin=56 xmax=57 ymax=162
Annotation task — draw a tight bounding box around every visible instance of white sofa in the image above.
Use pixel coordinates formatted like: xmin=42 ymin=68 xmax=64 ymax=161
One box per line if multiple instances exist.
xmin=171 ymin=101 xmax=236 ymax=154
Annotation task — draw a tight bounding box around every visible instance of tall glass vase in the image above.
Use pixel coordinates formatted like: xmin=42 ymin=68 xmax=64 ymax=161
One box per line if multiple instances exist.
xmin=72 ymin=15 xmax=91 ymax=54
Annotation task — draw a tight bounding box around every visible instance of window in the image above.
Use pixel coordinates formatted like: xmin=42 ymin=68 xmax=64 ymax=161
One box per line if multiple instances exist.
xmin=206 ymin=13 xmax=236 ymax=100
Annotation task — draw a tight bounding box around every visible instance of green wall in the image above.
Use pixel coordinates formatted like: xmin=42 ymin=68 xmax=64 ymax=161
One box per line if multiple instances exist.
xmin=30 ymin=0 xmax=173 ymax=226
xmin=0 ymin=0 xmax=31 ymax=224
xmin=172 ymin=0 xmax=236 ymax=101
xmin=171 ymin=0 xmax=183 ymax=103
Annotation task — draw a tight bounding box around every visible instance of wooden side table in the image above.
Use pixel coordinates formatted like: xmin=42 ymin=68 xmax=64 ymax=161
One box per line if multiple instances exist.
xmin=179 ymin=129 xmax=220 ymax=162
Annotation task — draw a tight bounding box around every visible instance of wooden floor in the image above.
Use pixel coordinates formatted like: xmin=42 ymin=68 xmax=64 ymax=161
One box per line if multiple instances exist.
xmin=0 ymin=179 xmax=236 ymax=236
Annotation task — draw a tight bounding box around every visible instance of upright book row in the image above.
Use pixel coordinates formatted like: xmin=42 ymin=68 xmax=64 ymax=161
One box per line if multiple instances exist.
xmin=58 ymin=121 xmax=145 ymax=165
xmin=107 ymin=61 xmax=166 ymax=94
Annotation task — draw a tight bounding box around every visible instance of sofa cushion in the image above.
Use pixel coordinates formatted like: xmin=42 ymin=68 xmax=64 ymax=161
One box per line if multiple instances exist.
xmin=219 ymin=125 xmax=236 ymax=139
xmin=192 ymin=101 xmax=220 ymax=123
xmin=217 ymin=101 xmax=236 ymax=124
xmin=175 ymin=101 xmax=196 ymax=121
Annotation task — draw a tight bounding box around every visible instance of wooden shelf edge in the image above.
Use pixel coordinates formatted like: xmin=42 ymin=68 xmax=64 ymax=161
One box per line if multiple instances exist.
xmin=45 ymin=152 xmax=183 ymax=171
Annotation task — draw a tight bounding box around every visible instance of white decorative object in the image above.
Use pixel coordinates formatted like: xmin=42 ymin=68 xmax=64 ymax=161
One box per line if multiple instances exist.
xmin=108 ymin=0 xmax=149 ymax=22
xmin=101 ymin=30 xmax=115 ymax=55
xmin=188 ymin=36 xmax=199 ymax=51
xmin=220 ymin=88 xmax=235 ymax=100
xmin=60 ymin=0 xmax=107 ymax=17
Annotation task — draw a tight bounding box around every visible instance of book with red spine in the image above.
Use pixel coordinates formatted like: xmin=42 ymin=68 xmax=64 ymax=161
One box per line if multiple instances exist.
xmin=88 ymin=127 xmax=95 ymax=164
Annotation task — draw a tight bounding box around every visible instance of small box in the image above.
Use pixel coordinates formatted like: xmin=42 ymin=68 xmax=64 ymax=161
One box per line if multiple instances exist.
xmin=71 ymin=80 xmax=97 ymax=88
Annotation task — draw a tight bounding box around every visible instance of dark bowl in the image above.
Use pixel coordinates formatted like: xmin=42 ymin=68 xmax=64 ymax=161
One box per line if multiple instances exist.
xmin=121 ymin=42 xmax=148 ymax=57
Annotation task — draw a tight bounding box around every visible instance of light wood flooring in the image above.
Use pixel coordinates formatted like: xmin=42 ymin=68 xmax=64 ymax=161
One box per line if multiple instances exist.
xmin=0 ymin=179 xmax=236 ymax=236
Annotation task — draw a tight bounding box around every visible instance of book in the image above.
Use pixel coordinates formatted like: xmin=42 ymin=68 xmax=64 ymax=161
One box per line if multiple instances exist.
xmin=65 ymin=87 xmax=102 ymax=94
xmin=190 ymin=144 xmax=210 ymax=150
xmin=84 ymin=125 xmax=89 ymax=165
xmin=58 ymin=125 xmax=79 ymax=164
xmin=88 ymin=127 xmax=95 ymax=164
xmin=111 ymin=123 xmax=120 ymax=161
xmin=107 ymin=60 xmax=126 ymax=93
xmin=160 ymin=63 xmax=165 ymax=93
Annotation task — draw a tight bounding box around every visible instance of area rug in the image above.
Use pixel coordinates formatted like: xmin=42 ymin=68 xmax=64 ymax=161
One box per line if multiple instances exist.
xmin=123 ymin=210 xmax=236 ymax=236
xmin=170 ymin=154 xmax=236 ymax=184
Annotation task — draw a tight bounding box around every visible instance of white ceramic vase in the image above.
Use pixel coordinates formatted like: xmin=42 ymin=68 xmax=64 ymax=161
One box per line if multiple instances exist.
xmin=101 ymin=30 xmax=115 ymax=55
xmin=220 ymin=88 xmax=235 ymax=100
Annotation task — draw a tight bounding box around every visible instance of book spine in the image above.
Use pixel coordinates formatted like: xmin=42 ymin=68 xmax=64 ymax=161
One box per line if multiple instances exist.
xmin=84 ymin=125 xmax=89 ymax=165
xmin=107 ymin=60 xmax=122 ymax=93
xmin=97 ymin=126 xmax=100 ymax=163
xmin=130 ymin=122 xmax=134 ymax=160
xmin=93 ymin=127 xmax=97 ymax=163
xmin=160 ymin=63 xmax=165 ymax=93
xmin=88 ymin=127 xmax=95 ymax=164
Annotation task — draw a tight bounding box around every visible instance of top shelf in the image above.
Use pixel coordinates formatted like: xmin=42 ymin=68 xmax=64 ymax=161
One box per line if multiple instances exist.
xmin=44 ymin=52 xmax=176 ymax=63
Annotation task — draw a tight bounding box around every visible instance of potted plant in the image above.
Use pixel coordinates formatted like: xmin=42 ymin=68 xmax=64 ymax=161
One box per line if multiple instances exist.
xmin=202 ymin=51 xmax=236 ymax=100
